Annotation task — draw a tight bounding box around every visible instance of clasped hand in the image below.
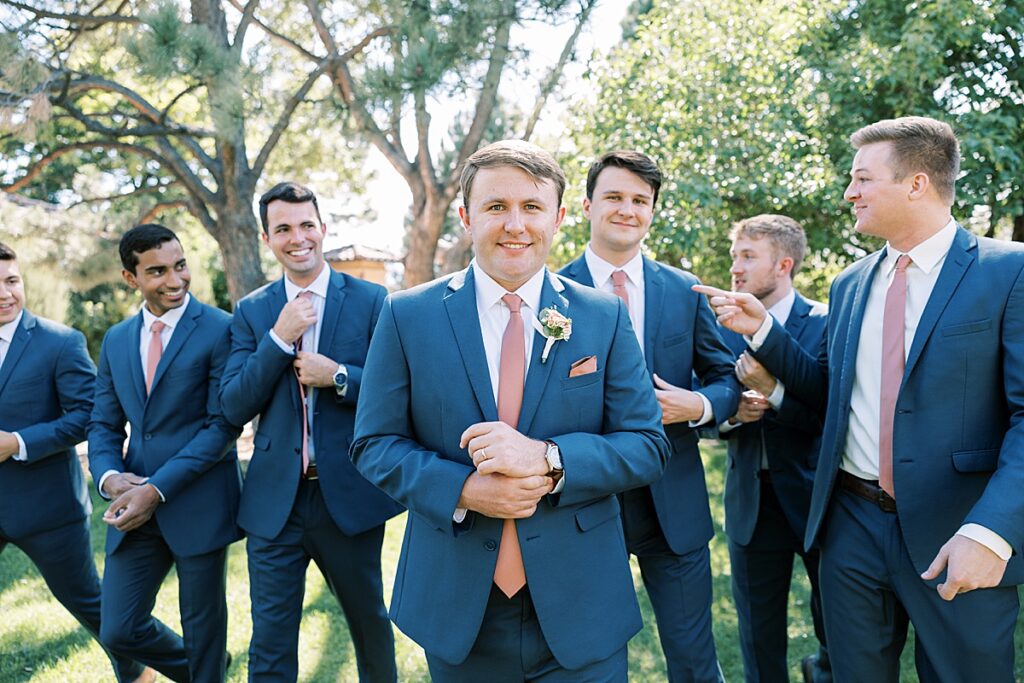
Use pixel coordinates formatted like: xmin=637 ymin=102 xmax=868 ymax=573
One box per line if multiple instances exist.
xmin=102 ymin=473 xmax=160 ymax=532
xmin=457 ymin=422 xmax=553 ymax=519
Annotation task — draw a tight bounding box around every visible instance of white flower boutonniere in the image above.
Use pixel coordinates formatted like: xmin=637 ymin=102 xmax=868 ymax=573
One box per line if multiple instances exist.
xmin=534 ymin=306 xmax=572 ymax=363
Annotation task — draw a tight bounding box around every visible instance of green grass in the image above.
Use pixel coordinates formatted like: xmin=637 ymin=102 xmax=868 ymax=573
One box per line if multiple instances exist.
xmin=2 ymin=442 xmax=1022 ymax=681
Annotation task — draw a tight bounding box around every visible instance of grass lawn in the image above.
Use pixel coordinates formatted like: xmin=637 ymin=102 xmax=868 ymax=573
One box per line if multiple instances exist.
xmin=2 ymin=441 xmax=1022 ymax=681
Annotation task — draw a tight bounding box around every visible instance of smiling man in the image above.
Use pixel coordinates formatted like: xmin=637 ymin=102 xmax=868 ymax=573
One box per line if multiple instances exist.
xmin=220 ymin=182 xmax=401 ymax=682
xmin=559 ymin=150 xmax=739 ymax=683
xmin=351 ymin=140 xmax=670 ymax=682
xmin=696 ymin=116 xmax=1024 ymax=681
xmin=88 ymin=224 xmax=241 ymax=682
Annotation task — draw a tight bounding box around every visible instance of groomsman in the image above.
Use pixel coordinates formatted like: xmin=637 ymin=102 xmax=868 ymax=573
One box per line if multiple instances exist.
xmin=352 ymin=140 xmax=670 ymax=681
xmin=559 ymin=150 xmax=738 ymax=683
xmin=220 ymin=182 xmax=401 ymax=682
xmin=0 ymin=242 xmax=150 ymax=682
xmin=89 ymin=224 xmax=241 ymax=682
xmin=717 ymin=215 xmax=830 ymax=682
xmin=697 ymin=116 xmax=1024 ymax=681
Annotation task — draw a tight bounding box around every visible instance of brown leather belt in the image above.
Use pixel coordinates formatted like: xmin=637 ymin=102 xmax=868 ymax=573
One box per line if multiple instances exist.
xmin=303 ymin=463 xmax=319 ymax=480
xmin=838 ymin=470 xmax=896 ymax=513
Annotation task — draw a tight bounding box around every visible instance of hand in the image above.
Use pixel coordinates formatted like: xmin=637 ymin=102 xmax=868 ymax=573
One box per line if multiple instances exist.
xmin=272 ymin=297 xmax=318 ymax=345
xmin=294 ymin=351 xmax=338 ymax=388
xmin=0 ymin=431 xmax=19 ymax=462
xmin=921 ymin=534 xmax=1008 ymax=601
xmin=731 ymin=390 xmax=769 ymax=424
xmin=457 ymin=471 xmax=554 ymax=519
xmin=103 ymin=484 xmax=161 ymax=532
xmin=460 ymin=422 xmax=548 ymax=478
xmin=691 ymin=285 xmax=768 ymax=336
xmin=736 ymin=352 xmax=778 ymax=396
xmin=101 ymin=472 xmax=148 ymax=499
xmin=653 ymin=373 xmax=706 ymax=424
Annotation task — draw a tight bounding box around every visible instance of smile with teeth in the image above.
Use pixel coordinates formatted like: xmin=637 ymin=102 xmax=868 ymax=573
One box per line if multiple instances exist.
xmin=288 ymin=248 xmax=313 ymax=257
xmin=500 ymin=243 xmax=530 ymax=250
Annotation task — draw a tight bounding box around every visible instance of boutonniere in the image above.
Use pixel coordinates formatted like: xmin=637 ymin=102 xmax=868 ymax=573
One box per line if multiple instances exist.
xmin=533 ymin=306 xmax=572 ymax=363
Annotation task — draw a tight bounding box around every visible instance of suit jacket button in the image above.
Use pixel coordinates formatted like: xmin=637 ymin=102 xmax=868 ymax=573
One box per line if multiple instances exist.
xmin=144 ymin=433 xmax=153 ymax=440
xmin=484 ymin=540 xmax=497 ymax=551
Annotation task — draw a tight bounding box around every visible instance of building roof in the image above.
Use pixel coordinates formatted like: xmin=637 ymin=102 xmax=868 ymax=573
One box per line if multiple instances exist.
xmin=324 ymin=244 xmax=400 ymax=263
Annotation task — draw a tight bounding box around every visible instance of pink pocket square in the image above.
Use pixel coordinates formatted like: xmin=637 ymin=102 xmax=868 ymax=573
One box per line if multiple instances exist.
xmin=569 ymin=355 xmax=598 ymax=378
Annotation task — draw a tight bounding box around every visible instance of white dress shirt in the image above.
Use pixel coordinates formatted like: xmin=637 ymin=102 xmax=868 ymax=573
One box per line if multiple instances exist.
xmin=99 ymin=295 xmax=192 ymax=500
xmin=269 ymin=263 xmax=333 ymax=466
xmin=0 ymin=311 xmax=28 ymax=461
xmin=584 ymin=245 xmax=714 ymax=427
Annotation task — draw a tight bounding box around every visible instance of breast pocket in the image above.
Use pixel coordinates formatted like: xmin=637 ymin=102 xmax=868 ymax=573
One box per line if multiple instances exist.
xmin=941 ymin=319 xmax=991 ymax=337
xmin=561 ymin=368 xmax=604 ymax=391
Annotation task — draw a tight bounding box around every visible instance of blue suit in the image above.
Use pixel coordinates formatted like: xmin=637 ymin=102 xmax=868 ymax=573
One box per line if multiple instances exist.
xmin=220 ymin=269 xmax=401 ymax=682
xmin=719 ymin=293 xmax=829 ymax=682
xmin=560 ymin=255 xmax=738 ymax=683
xmin=351 ymin=267 xmax=670 ymax=679
xmin=754 ymin=228 xmax=1024 ymax=681
xmin=0 ymin=311 xmax=143 ymax=682
xmin=89 ymin=296 xmax=241 ymax=683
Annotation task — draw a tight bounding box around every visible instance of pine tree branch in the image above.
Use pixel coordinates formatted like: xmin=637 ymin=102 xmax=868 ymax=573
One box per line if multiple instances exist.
xmin=224 ymin=0 xmax=320 ymax=63
xmin=5 ymin=0 xmax=142 ymax=27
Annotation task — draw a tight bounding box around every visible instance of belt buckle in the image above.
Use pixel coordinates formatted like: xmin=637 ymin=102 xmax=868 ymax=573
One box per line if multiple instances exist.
xmin=304 ymin=464 xmax=319 ymax=480
xmin=876 ymin=489 xmax=896 ymax=513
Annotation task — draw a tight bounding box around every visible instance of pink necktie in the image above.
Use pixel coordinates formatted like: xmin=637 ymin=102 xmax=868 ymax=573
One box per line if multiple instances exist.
xmin=611 ymin=270 xmax=630 ymax=311
xmin=145 ymin=321 xmax=166 ymax=395
xmin=294 ymin=291 xmax=314 ymax=475
xmin=879 ymin=254 xmax=911 ymax=498
xmin=494 ymin=293 xmax=527 ymax=597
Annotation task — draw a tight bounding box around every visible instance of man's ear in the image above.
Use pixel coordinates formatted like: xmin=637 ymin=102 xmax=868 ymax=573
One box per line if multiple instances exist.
xmin=121 ymin=268 xmax=138 ymax=290
xmin=908 ymin=172 xmax=931 ymax=200
xmin=776 ymin=256 xmax=795 ymax=279
xmin=458 ymin=205 xmax=471 ymax=232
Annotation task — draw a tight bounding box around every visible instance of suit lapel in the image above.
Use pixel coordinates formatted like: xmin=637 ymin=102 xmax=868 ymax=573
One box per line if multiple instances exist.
xmin=148 ymin=298 xmax=200 ymax=398
xmin=318 ymin=270 xmax=347 ymax=354
xmin=903 ymin=228 xmax=975 ymax=380
xmin=784 ymin=293 xmax=810 ymax=341
xmin=642 ymin=257 xmax=663 ymax=375
xmin=518 ymin=271 xmax=568 ymax=434
xmin=265 ymin=279 xmax=302 ymax=416
xmin=445 ymin=268 xmax=498 ymax=422
xmin=0 ymin=312 xmax=34 ymax=395
xmin=839 ymin=253 xmax=884 ymax=402
xmin=125 ymin=312 xmax=147 ymax=405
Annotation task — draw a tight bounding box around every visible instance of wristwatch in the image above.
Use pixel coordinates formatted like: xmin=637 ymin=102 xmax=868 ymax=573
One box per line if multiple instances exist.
xmin=333 ymin=364 xmax=348 ymax=397
xmin=544 ymin=440 xmax=563 ymax=477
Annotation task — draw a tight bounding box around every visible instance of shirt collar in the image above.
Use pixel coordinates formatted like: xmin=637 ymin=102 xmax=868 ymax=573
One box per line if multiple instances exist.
xmin=767 ymin=288 xmax=796 ymax=326
xmin=0 ymin=311 xmax=23 ymax=343
xmin=284 ymin=262 xmax=331 ymax=301
xmin=142 ymin=294 xmax=190 ymax=333
xmin=883 ymin=217 xmax=957 ymax=277
xmin=471 ymin=260 xmax=546 ymax=314
xmin=584 ymin=244 xmax=645 ymax=289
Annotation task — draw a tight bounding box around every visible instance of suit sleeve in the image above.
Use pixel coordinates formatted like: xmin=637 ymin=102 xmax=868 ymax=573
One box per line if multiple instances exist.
xmin=220 ymin=300 xmax=294 ymax=427
xmin=350 ymin=297 xmax=475 ymax=533
xmin=753 ymin=316 xmax=829 ymax=416
xmin=87 ymin=334 xmax=128 ymax=487
xmin=19 ymin=329 xmax=95 ymax=463
xmin=332 ymin=284 xmax=386 ymax=407
xmin=147 ymin=322 xmax=241 ymax=501
xmin=549 ymin=302 xmax=671 ymax=507
xmin=691 ymin=287 xmax=741 ymax=422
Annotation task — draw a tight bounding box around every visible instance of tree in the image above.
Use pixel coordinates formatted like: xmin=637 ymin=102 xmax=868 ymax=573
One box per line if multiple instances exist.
xmin=1 ymin=0 xmax=367 ymax=301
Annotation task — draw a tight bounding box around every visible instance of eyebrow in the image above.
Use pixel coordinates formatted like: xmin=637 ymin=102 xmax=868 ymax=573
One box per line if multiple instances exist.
xmin=600 ymin=189 xmax=651 ymax=199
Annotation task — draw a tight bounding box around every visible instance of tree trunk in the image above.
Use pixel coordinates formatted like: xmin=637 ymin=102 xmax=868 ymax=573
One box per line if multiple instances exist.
xmin=403 ymin=189 xmax=451 ymax=286
xmin=1012 ymin=211 xmax=1024 ymax=243
xmin=214 ymin=210 xmax=266 ymax=302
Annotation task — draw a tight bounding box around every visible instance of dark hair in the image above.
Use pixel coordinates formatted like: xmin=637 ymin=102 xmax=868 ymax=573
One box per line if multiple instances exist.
xmin=850 ymin=116 xmax=960 ymax=203
xmin=259 ymin=182 xmax=322 ymax=234
xmin=729 ymin=214 xmax=807 ymax=277
xmin=460 ymin=140 xmax=566 ymax=210
xmin=0 ymin=241 xmax=16 ymax=261
xmin=586 ymin=150 xmax=663 ymax=207
xmin=119 ymin=224 xmax=180 ymax=273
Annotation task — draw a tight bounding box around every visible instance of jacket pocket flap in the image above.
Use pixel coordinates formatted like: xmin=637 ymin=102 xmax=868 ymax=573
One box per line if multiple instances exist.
xmin=941 ymin=319 xmax=991 ymax=337
xmin=952 ymin=448 xmax=999 ymax=473
xmin=253 ymin=432 xmax=271 ymax=450
xmin=574 ymin=497 xmax=620 ymax=532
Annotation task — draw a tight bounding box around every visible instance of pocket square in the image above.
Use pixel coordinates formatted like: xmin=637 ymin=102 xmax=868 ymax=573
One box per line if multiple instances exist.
xmin=569 ymin=355 xmax=597 ymax=378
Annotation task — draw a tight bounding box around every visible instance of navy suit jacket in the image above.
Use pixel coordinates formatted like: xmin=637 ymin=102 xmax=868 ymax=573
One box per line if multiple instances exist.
xmin=719 ymin=292 xmax=826 ymax=546
xmin=351 ymin=268 xmax=670 ymax=669
xmin=0 ymin=312 xmax=94 ymax=539
xmin=755 ymin=228 xmax=1024 ymax=584
xmin=88 ymin=297 xmax=242 ymax=557
xmin=560 ymin=255 xmax=740 ymax=554
xmin=221 ymin=269 xmax=402 ymax=540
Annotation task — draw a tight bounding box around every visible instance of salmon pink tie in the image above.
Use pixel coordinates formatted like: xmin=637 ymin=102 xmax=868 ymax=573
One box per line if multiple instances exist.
xmin=611 ymin=270 xmax=630 ymax=311
xmin=294 ymin=291 xmax=314 ymax=475
xmin=879 ymin=254 xmax=911 ymax=499
xmin=145 ymin=321 xmax=166 ymax=395
xmin=495 ymin=293 xmax=527 ymax=598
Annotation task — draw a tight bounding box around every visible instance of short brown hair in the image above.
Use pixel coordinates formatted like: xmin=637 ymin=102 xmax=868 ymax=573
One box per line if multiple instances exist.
xmin=850 ymin=116 xmax=959 ymax=203
xmin=0 ymin=242 xmax=16 ymax=261
xmin=586 ymin=150 xmax=662 ymax=206
xmin=460 ymin=140 xmax=566 ymax=210
xmin=729 ymin=214 xmax=807 ymax=277
xmin=259 ymin=182 xmax=322 ymax=234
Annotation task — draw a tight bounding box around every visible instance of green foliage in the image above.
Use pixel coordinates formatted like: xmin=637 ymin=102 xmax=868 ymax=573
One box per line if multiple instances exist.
xmin=65 ymin=281 xmax=135 ymax=361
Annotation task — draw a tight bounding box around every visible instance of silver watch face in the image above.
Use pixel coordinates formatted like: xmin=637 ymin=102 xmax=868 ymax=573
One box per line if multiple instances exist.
xmin=334 ymin=369 xmax=347 ymax=385
xmin=547 ymin=443 xmax=563 ymax=470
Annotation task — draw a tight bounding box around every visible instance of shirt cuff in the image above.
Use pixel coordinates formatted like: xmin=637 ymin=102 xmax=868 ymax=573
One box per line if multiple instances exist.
xmin=453 ymin=507 xmax=468 ymax=523
xmin=688 ymin=394 xmax=714 ymax=428
xmin=148 ymin=483 xmax=166 ymax=503
xmin=766 ymin=381 xmax=786 ymax=411
xmin=269 ymin=329 xmax=295 ymax=354
xmin=98 ymin=469 xmax=120 ymax=499
xmin=957 ymin=524 xmax=1012 ymax=561
xmin=745 ymin=315 xmax=774 ymax=351
xmin=551 ymin=473 xmax=565 ymax=494
xmin=719 ymin=419 xmax=739 ymax=433
xmin=11 ymin=432 xmax=27 ymax=461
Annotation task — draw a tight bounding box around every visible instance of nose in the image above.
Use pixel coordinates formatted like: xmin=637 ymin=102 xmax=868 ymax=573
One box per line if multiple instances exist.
xmin=844 ymin=181 xmax=858 ymax=202
xmin=504 ymin=209 xmax=526 ymax=234
xmin=730 ymin=258 xmax=743 ymax=275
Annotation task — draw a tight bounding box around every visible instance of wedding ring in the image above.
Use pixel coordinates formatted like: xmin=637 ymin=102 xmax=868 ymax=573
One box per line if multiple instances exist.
xmin=478 ymin=448 xmax=487 ymax=461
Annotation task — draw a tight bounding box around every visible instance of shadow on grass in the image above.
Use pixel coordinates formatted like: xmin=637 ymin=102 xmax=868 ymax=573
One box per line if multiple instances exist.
xmin=0 ymin=625 xmax=94 ymax=681
xmin=303 ymin=574 xmax=353 ymax=681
